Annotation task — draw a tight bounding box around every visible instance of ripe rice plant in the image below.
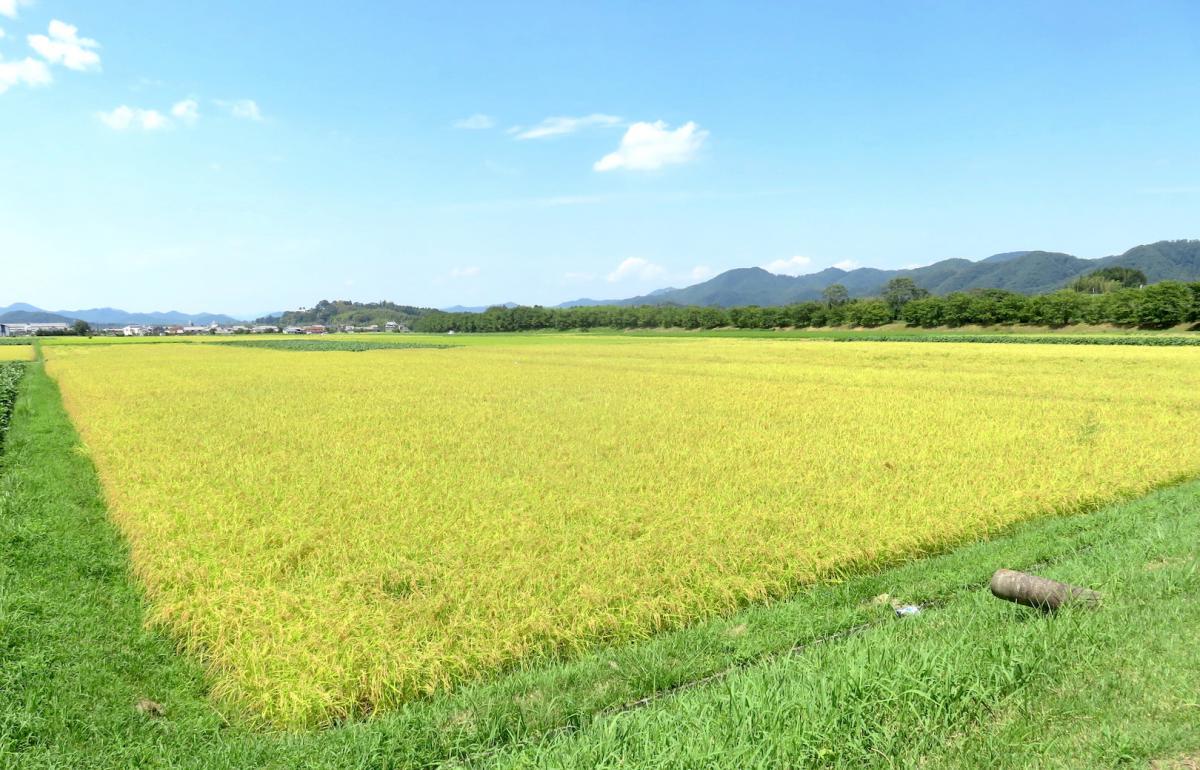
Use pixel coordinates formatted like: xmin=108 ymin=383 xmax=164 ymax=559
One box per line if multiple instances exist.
xmin=0 ymin=344 xmax=35 ymax=361
xmin=43 ymin=338 xmax=1200 ymax=727
xmin=223 ymin=339 xmax=457 ymax=352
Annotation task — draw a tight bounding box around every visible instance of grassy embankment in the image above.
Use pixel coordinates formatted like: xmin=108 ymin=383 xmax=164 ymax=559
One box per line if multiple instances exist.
xmin=1 ymin=359 xmax=1198 ymax=767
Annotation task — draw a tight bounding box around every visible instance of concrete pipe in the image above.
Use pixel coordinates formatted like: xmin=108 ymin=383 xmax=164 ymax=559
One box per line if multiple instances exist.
xmin=989 ymin=568 xmax=1100 ymax=611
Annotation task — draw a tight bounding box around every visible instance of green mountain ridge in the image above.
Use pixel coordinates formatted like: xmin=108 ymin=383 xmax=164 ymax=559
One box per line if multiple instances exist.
xmin=580 ymin=239 xmax=1200 ymax=308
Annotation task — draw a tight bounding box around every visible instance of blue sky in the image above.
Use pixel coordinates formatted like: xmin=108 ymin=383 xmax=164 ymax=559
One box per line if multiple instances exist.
xmin=1 ymin=1 xmax=1198 ymax=316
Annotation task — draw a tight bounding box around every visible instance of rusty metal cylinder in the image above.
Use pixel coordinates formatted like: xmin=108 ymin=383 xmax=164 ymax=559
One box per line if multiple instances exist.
xmin=989 ymin=568 xmax=1100 ymax=611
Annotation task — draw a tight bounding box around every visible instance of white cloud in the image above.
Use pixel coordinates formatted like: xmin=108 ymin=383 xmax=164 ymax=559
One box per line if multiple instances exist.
xmin=453 ymin=113 xmax=494 ymax=129
xmin=763 ymin=255 xmax=813 ymax=276
xmin=832 ymin=260 xmax=859 ymax=271
xmin=606 ymin=257 xmax=667 ymax=283
xmin=0 ymin=0 xmax=31 ymax=19
xmin=0 ymin=55 xmax=51 ymax=93
xmin=594 ymin=120 xmax=707 ymax=172
xmin=217 ymin=98 xmax=262 ymax=121
xmin=512 ymin=113 xmax=621 ymax=140
xmin=690 ymin=265 xmax=715 ymax=282
xmin=0 ymin=27 xmax=6 ymax=39
xmin=171 ymin=98 xmax=199 ymax=125
xmin=29 ymin=20 xmax=101 ymax=72
xmin=449 ymin=266 xmax=480 ymax=279
xmin=97 ymin=105 xmax=171 ymax=131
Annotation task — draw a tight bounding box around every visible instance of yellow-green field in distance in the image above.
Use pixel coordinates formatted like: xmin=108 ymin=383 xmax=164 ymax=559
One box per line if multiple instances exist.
xmin=0 ymin=344 xmax=35 ymax=361
xmin=44 ymin=337 xmax=1200 ymax=727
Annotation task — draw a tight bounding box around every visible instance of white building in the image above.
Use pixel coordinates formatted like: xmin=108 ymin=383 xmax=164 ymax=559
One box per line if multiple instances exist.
xmin=3 ymin=322 xmax=70 ymax=336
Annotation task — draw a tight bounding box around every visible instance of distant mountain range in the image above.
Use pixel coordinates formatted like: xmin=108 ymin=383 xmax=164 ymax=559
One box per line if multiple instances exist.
xmin=556 ymin=287 xmax=679 ymax=309
xmin=0 ymin=304 xmax=244 ymax=326
xmin=440 ymin=302 xmax=519 ymax=313
xmin=556 ymin=240 xmax=1200 ymax=308
xmin=7 ymin=240 xmax=1199 ymax=322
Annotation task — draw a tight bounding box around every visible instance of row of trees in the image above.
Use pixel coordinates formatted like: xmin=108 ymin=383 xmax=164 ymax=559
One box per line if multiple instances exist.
xmin=900 ymin=283 xmax=1197 ymax=329
xmin=412 ymin=277 xmax=1200 ymax=333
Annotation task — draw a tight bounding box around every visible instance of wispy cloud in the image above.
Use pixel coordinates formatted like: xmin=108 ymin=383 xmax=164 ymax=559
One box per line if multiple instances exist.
xmin=691 ymin=265 xmax=715 ymax=282
xmin=453 ymin=113 xmax=494 ymax=130
xmin=97 ymin=105 xmax=171 ymax=131
xmin=97 ymin=98 xmax=203 ymax=131
xmin=832 ymin=259 xmax=859 ymax=271
xmin=763 ymin=255 xmax=813 ymax=276
xmin=0 ymin=0 xmax=31 ymax=19
xmin=4 ymin=18 xmax=101 ymax=96
xmin=29 ymin=20 xmax=101 ymax=72
xmin=512 ymin=113 xmax=622 ymax=140
xmin=449 ymin=266 xmax=480 ymax=279
xmin=0 ymin=56 xmax=51 ymax=94
xmin=607 ymin=257 xmax=666 ymax=283
xmin=216 ymin=98 xmax=263 ymax=121
xmin=171 ymin=98 xmax=199 ymax=125
xmin=594 ymin=120 xmax=707 ymax=172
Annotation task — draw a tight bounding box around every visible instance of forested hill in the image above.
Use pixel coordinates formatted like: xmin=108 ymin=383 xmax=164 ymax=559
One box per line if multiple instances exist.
xmin=577 ymin=239 xmax=1200 ymax=308
xmin=261 ymin=300 xmax=433 ymax=327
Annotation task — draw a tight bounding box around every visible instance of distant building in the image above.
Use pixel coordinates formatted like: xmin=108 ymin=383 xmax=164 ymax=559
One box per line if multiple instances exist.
xmin=251 ymin=325 xmax=278 ymax=334
xmin=121 ymin=325 xmax=145 ymax=337
xmin=303 ymin=325 xmax=327 ymax=335
xmin=10 ymin=323 xmax=71 ymax=335
xmin=282 ymin=326 xmax=305 ymax=335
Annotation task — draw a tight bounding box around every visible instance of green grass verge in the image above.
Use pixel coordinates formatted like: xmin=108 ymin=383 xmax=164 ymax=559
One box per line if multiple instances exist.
xmin=1 ymin=362 xmax=1198 ymax=767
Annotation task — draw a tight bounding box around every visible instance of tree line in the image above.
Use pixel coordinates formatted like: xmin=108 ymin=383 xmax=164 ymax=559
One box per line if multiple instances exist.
xmin=412 ymin=274 xmax=1200 ymax=333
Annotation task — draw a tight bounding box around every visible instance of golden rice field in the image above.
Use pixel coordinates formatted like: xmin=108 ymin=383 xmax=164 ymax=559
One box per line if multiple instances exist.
xmin=44 ymin=338 xmax=1200 ymax=727
xmin=0 ymin=344 xmax=34 ymax=361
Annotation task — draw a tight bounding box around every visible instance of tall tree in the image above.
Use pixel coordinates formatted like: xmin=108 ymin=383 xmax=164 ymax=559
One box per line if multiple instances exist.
xmin=881 ymin=277 xmax=929 ymax=317
xmin=822 ymin=284 xmax=849 ymax=308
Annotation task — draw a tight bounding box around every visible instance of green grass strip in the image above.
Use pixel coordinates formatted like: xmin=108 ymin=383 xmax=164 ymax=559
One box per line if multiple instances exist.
xmin=2 ymin=362 xmax=1199 ymax=767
